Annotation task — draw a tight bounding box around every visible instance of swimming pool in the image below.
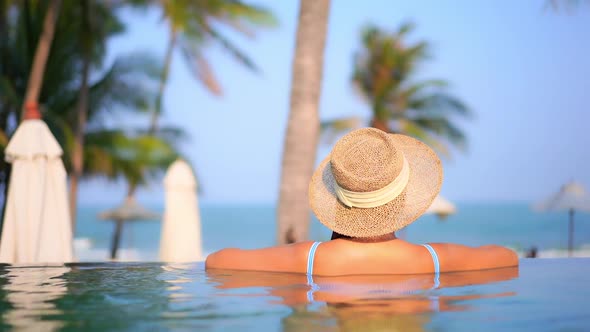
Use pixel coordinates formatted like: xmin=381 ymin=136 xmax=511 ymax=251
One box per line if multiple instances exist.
xmin=0 ymin=259 xmax=588 ymax=331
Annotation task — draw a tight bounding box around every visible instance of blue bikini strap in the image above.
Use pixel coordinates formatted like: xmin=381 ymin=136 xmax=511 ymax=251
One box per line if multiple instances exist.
xmin=423 ymin=244 xmax=440 ymax=288
xmin=306 ymin=241 xmax=321 ymax=302
xmin=306 ymin=241 xmax=321 ymax=276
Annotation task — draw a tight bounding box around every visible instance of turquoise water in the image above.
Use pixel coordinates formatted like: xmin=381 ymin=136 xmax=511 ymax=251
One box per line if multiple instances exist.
xmin=75 ymin=202 xmax=590 ymax=261
xmin=0 ymin=259 xmax=588 ymax=331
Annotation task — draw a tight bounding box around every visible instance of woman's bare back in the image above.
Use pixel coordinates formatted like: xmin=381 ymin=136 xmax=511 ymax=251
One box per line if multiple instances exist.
xmin=205 ymin=238 xmax=518 ymax=276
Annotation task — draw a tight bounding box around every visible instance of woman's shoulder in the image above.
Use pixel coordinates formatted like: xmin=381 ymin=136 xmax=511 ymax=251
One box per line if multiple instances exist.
xmin=205 ymin=241 xmax=320 ymax=273
xmin=422 ymin=243 xmax=519 ymax=272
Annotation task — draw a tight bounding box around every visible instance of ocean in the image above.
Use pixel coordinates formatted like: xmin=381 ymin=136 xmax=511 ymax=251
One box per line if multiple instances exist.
xmin=74 ymin=202 xmax=590 ymax=262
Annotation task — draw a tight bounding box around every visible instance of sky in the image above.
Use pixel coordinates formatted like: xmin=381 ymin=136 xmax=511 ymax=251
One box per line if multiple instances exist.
xmin=79 ymin=0 xmax=590 ymax=206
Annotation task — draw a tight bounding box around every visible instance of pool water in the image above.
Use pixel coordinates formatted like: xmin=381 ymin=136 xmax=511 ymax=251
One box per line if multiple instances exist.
xmin=0 ymin=259 xmax=588 ymax=331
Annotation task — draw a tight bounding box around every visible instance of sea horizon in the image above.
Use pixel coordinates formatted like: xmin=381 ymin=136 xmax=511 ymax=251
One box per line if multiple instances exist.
xmin=73 ymin=201 xmax=590 ymax=262
xmin=77 ymin=198 xmax=541 ymax=210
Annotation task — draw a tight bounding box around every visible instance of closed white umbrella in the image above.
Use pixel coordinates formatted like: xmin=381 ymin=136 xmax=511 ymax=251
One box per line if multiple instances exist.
xmin=159 ymin=159 xmax=202 ymax=262
xmin=425 ymin=195 xmax=457 ymax=220
xmin=534 ymin=181 xmax=590 ymax=256
xmin=0 ymin=106 xmax=73 ymax=263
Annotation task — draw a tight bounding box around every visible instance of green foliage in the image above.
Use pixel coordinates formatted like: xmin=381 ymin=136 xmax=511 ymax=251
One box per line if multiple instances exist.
xmin=83 ymin=130 xmax=179 ymax=189
xmin=0 ymin=1 xmax=182 ymax=190
xmin=349 ymin=22 xmax=471 ymax=158
xmin=0 ymin=0 xmax=276 ymax=197
xmin=128 ymin=0 xmax=277 ymax=95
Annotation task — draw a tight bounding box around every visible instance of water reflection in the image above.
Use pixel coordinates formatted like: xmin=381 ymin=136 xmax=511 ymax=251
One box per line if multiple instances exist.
xmin=1 ymin=264 xmax=70 ymax=332
xmin=159 ymin=262 xmax=210 ymax=320
xmin=208 ymin=267 xmax=518 ymax=332
xmin=0 ymin=263 xmax=522 ymax=331
xmin=59 ymin=262 xmax=174 ymax=330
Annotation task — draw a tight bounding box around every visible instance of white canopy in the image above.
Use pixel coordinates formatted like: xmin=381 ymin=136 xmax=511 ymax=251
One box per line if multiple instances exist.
xmin=534 ymin=181 xmax=590 ymax=212
xmin=425 ymin=195 xmax=456 ymax=218
xmin=99 ymin=197 xmax=160 ymax=222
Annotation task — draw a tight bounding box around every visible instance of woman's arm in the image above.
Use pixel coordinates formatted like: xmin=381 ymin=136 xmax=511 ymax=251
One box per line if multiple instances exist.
xmin=431 ymin=243 xmax=519 ymax=272
xmin=205 ymin=242 xmax=313 ymax=273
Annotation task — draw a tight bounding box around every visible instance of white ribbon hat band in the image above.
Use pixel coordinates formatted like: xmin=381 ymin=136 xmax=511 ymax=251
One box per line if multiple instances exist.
xmin=334 ymin=155 xmax=410 ymax=209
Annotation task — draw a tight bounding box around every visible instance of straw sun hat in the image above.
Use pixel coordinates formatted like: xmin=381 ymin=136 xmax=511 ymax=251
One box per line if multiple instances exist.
xmin=309 ymin=128 xmax=442 ymax=238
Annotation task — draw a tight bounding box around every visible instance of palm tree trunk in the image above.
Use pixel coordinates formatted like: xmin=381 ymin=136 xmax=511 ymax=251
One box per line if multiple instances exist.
xmin=127 ymin=29 xmax=177 ymax=227
xmin=110 ymin=218 xmax=124 ymax=260
xmin=110 ymin=183 xmax=138 ymax=260
xmin=149 ymin=29 xmax=177 ymax=135
xmin=277 ymin=0 xmax=330 ymax=244
xmin=69 ymin=54 xmax=90 ymax=233
xmin=68 ymin=0 xmax=91 ymax=233
xmin=370 ymin=117 xmax=390 ymax=132
xmin=20 ymin=0 xmax=62 ymax=120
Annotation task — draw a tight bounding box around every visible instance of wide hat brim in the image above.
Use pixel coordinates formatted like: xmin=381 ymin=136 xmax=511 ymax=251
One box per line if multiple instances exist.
xmin=309 ymin=134 xmax=443 ymax=237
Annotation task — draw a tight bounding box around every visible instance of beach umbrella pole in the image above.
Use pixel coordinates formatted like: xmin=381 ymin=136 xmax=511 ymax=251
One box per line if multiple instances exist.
xmin=110 ymin=219 xmax=124 ymax=260
xmin=568 ymin=209 xmax=574 ymax=257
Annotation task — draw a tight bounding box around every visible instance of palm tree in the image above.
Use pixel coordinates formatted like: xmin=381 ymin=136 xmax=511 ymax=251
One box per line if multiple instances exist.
xmin=82 ymin=129 xmax=180 ymax=194
xmin=277 ymin=0 xmax=331 ymax=244
xmin=121 ymin=0 xmax=276 ymax=212
xmin=346 ymin=23 xmax=470 ymax=157
xmin=49 ymin=54 xmax=183 ymax=192
xmin=0 ymin=2 xmax=182 ymax=227
xmin=0 ymin=0 xmax=61 ymax=225
xmin=68 ymin=0 xmax=127 ymax=230
xmin=51 ymin=55 xmax=182 ymax=187
xmin=19 ymin=0 xmax=61 ymax=120
xmin=128 ymin=0 xmax=276 ymax=133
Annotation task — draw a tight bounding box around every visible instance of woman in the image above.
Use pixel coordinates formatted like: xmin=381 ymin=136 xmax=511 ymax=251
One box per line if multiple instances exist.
xmin=206 ymin=128 xmax=518 ymax=276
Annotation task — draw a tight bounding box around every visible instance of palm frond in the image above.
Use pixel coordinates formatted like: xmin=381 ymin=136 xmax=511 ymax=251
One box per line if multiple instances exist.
xmin=398 ymin=119 xmax=452 ymax=158
xmin=131 ymin=125 xmax=189 ymax=143
xmin=1 ymin=0 xmax=182 ymax=195
xmin=133 ymin=0 xmax=276 ymax=96
xmin=395 ymin=21 xmax=415 ymax=38
xmin=408 ymin=92 xmax=471 ymax=118
xmin=410 ymin=116 xmax=467 ymax=151
xmin=203 ymin=25 xmax=258 ymax=72
xmin=83 ymin=129 xmax=179 ymax=185
xmin=350 ymin=23 xmax=471 ymax=158
xmin=179 ymin=42 xmax=222 ymax=95
xmin=86 ymin=53 xmax=161 ymax=121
